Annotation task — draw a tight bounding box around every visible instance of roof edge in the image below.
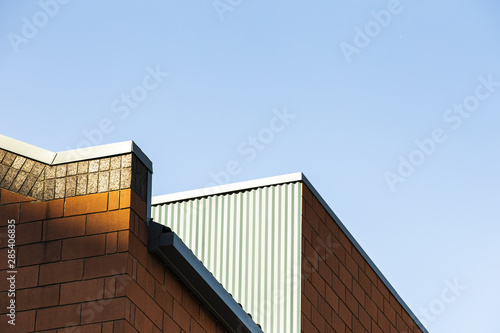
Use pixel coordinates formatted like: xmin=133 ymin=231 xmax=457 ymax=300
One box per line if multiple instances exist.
xmin=0 ymin=134 xmax=56 ymax=164
xmin=152 ymin=172 xmax=303 ymax=205
xmin=0 ymin=134 xmax=153 ymax=172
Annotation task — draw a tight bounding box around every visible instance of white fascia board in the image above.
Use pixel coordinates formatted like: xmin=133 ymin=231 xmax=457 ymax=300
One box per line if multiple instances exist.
xmin=0 ymin=135 xmax=152 ymax=172
xmin=0 ymin=134 xmax=56 ymax=164
xmin=152 ymin=172 xmax=303 ymax=205
xmin=54 ymin=141 xmax=153 ymax=172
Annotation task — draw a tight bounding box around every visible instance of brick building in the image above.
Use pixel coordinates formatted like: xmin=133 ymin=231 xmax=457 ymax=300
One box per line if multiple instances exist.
xmin=0 ymin=135 xmax=427 ymax=333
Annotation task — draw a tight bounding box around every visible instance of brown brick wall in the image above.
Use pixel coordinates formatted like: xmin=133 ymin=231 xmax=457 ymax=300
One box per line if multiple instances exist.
xmin=301 ymin=184 xmax=423 ymax=333
xmin=0 ymin=150 xmax=225 ymax=333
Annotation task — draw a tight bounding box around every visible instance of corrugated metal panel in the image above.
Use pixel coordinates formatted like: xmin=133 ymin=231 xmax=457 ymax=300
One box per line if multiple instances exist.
xmin=152 ymin=182 xmax=302 ymax=333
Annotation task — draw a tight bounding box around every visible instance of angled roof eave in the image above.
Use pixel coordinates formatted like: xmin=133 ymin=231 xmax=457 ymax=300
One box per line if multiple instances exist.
xmin=148 ymin=222 xmax=263 ymax=333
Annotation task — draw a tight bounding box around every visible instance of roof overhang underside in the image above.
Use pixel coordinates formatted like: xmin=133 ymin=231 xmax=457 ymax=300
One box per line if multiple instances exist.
xmin=148 ymin=221 xmax=263 ymax=333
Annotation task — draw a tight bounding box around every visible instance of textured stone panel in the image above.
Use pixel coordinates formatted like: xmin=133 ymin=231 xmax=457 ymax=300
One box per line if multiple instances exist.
xmin=56 ymin=164 xmax=67 ymax=178
xmin=12 ymin=156 xmax=26 ymax=169
xmin=45 ymin=166 xmax=56 ymax=179
xmin=110 ymin=169 xmax=121 ymax=191
xmin=120 ymin=168 xmax=132 ymax=189
xmin=99 ymin=158 xmax=110 ymax=171
xmin=0 ymin=165 xmax=9 ymax=182
xmin=67 ymin=162 xmax=78 ymax=176
xmin=77 ymin=161 xmax=89 ymax=175
xmin=30 ymin=181 xmax=44 ymax=200
xmin=76 ymin=174 xmax=88 ymax=196
xmin=88 ymin=173 xmax=98 ymax=194
xmin=65 ymin=176 xmax=77 ymax=197
xmin=122 ymin=154 xmax=132 ymax=168
xmin=2 ymin=152 xmax=16 ymax=166
xmin=31 ymin=163 xmax=45 ymax=178
xmin=19 ymin=175 xmax=37 ymax=196
xmin=1 ymin=168 xmax=18 ymax=188
xmin=55 ymin=178 xmax=66 ymax=199
xmin=111 ymin=156 xmax=121 ymax=169
xmin=21 ymin=159 xmax=35 ymax=173
xmin=10 ymin=171 xmax=28 ymax=192
xmin=44 ymin=179 xmax=56 ymax=201
xmin=98 ymin=172 xmax=110 ymax=193
xmin=89 ymin=160 xmax=99 ymax=173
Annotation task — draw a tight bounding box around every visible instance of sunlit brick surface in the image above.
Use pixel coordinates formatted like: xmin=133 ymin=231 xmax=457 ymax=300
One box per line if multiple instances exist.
xmin=301 ymin=184 xmax=423 ymax=333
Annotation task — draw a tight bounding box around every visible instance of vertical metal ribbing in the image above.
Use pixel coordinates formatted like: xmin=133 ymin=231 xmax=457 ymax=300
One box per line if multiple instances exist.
xmin=152 ymin=182 xmax=302 ymax=333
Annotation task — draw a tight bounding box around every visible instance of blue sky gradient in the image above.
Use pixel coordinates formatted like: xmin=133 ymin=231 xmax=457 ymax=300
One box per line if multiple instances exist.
xmin=1 ymin=1 xmax=499 ymax=331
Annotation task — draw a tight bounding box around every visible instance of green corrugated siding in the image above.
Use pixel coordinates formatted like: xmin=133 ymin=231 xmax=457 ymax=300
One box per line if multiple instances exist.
xmin=152 ymin=182 xmax=302 ymax=333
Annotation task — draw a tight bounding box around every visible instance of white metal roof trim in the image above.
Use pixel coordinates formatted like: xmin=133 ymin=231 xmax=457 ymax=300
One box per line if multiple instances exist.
xmin=0 ymin=134 xmax=153 ymax=172
xmin=151 ymin=172 xmax=303 ymax=205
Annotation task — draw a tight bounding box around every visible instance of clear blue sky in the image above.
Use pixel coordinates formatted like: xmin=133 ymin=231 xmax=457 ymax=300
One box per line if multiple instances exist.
xmin=2 ymin=1 xmax=499 ymax=331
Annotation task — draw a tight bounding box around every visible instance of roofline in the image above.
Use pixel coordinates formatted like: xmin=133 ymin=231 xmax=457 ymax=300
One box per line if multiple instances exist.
xmin=152 ymin=172 xmax=303 ymax=204
xmin=0 ymin=134 xmax=153 ymax=172
xmin=148 ymin=222 xmax=263 ymax=333
xmin=152 ymin=172 xmax=428 ymax=333
xmin=0 ymin=134 xmax=56 ymax=164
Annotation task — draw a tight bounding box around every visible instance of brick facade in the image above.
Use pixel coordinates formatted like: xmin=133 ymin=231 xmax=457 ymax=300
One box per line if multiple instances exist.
xmin=0 ymin=149 xmax=226 ymax=333
xmin=0 ymin=138 xmax=427 ymax=333
xmin=301 ymin=184 xmax=423 ymax=333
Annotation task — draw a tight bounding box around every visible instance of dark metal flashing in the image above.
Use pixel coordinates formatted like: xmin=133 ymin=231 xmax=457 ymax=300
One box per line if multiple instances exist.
xmin=148 ymin=221 xmax=263 ymax=333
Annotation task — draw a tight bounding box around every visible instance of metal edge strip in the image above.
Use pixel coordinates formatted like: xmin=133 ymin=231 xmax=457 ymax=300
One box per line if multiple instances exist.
xmin=151 ymin=172 xmax=304 ymax=205
xmin=0 ymin=134 xmax=56 ymax=164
